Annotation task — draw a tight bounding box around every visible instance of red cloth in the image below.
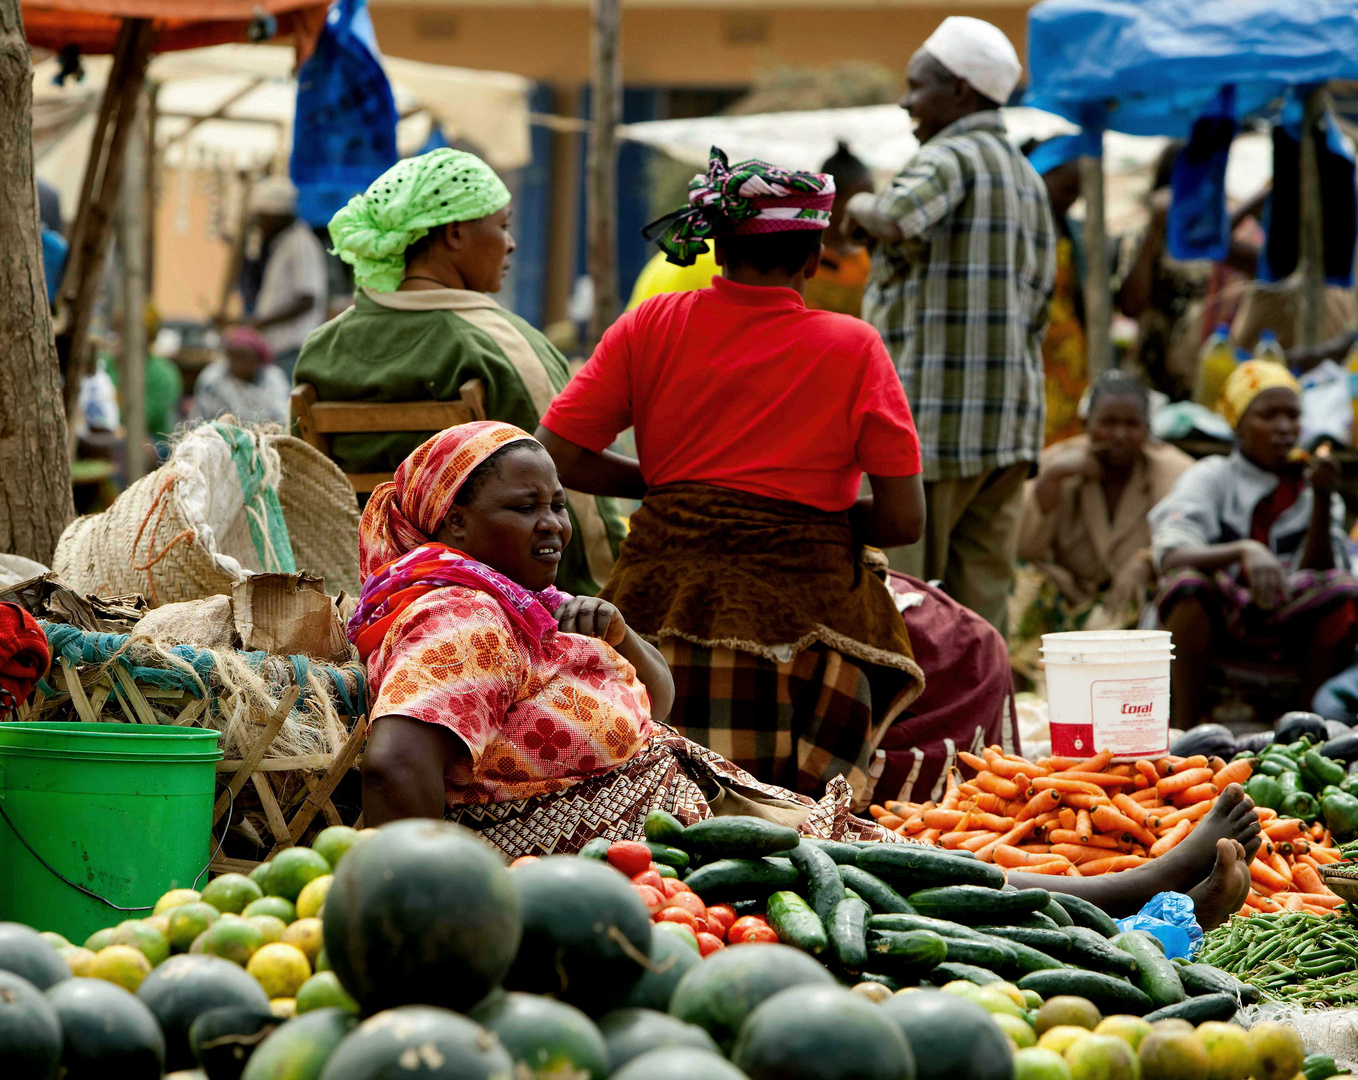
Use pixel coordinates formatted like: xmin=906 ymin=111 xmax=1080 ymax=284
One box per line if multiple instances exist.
xmin=1250 ymin=473 xmax=1304 ymax=544
xmin=541 ymin=277 xmax=922 ymax=513
xmin=871 ymin=573 xmax=1017 ymax=806
xmin=0 ymin=604 xmax=50 ymax=712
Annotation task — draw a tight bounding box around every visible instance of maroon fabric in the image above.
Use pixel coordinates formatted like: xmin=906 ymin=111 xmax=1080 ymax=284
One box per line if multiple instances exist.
xmin=871 ymin=573 xmax=1016 ymax=806
xmin=0 ymin=603 xmax=50 ymax=712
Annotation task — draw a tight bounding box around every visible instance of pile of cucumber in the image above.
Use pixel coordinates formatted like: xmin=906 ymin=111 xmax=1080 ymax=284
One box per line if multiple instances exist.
xmin=666 ymin=816 xmax=1259 ymax=1021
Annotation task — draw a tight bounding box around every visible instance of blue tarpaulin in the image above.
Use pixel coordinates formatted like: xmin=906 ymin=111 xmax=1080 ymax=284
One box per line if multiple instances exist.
xmin=1026 ymin=0 xmax=1358 ymax=138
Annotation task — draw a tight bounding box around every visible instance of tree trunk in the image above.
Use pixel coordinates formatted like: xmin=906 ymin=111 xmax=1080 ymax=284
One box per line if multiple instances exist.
xmin=0 ymin=0 xmax=75 ymax=563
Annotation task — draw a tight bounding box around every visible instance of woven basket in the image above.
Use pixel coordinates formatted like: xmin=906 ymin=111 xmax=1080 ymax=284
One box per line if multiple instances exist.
xmin=1321 ymin=864 xmax=1358 ymax=904
xmin=270 ymin=435 xmax=361 ymax=598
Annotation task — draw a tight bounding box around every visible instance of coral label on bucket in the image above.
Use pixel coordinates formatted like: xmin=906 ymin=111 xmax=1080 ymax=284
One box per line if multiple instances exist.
xmin=1090 ymin=675 xmax=1170 ymax=758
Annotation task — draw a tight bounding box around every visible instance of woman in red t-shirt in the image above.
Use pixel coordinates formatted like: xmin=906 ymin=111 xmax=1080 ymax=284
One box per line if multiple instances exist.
xmin=538 ymin=149 xmax=1016 ymax=808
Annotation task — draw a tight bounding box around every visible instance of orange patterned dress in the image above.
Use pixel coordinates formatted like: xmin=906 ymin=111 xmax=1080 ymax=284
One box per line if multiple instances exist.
xmin=368 ymin=584 xmax=653 ymax=806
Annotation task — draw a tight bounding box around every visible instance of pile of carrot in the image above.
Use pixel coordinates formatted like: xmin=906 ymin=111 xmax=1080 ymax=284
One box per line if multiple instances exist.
xmin=869 ymin=746 xmax=1344 ymax=918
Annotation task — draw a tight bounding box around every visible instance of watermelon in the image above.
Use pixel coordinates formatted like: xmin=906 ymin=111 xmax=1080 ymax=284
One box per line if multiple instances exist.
xmin=0 ymin=922 xmax=71 ymax=990
xmin=503 ymin=856 xmax=652 ymax=1015
xmin=0 ymin=970 xmax=62 ymax=1080
xmin=241 ymin=1007 xmax=357 ymax=1080
xmin=471 ymin=991 xmax=608 ymax=1080
xmin=189 ymin=1005 xmax=280 ymax=1079
xmin=322 ymin=819 xmax=520 ymax=1014
xmin=624 ymin=924 xmax=703 ymax=1011
xmin=668 ymin=942 xmax=836 ymax=1053
xmin=597 ymin=1008 xmax=720 ymax=1073
xmin=317 ymin=1005 xmax=515 ymax=1079
xmin=137 ymin=954 xmax=271 ymax=1071
xmin=47 ymin=977 xmax=165 ymax=1079
xmin=609 ymin=1047 xmax=751 ymax=1080
xmin=732 ymin=985 xmax=914 ymax=1080
xmin=878 ymin=990 xmax=1013 ymax=1080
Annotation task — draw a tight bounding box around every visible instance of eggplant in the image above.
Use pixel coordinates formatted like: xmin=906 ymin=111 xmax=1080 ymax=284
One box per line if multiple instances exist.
xmin=1322 ymin=731 xmax=1358 ymax=764
xmin=1236 ymin=730 xmax=1276 ymax=753
xmin=1169 ymin=723 xmax=1237 ymax=760
xmin=1276 ymin=711 xmax=1330 ymax=745
xmin=1327 ymin=720 xmax=1353 ymax=741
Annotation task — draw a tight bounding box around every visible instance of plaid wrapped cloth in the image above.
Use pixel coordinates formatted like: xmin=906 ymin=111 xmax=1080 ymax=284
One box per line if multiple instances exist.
xmin=1155 ymin=567 xmax=1358 ymax=649
xmin=449 ymin=724 xmax=900 ymax=860
xmin=863 ymin=111 xmax=1057 ymax=482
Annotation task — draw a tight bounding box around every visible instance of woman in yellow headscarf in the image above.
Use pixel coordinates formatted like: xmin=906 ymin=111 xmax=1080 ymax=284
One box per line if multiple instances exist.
xmin=1148 ymin=361 xmax=1358 ymax=728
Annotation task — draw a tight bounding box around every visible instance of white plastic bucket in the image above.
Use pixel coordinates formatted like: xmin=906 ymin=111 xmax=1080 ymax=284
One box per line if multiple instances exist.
xmin=1041 ymin=630 xmax=1175 ymax=761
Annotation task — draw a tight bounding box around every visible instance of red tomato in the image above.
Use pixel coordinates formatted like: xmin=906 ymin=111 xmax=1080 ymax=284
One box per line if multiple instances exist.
xmin=705 ymin=904 xmax=737 ymax=940
xmin=696 ymin=932 xmax=726 ymax=957
xmin=660 ymin=878 xmax=692 ymax=899
xmin=727 ymin=915 xmax=777 ymax=944
xmin=662 ymin=890 xmax=708 ymax=927
xmin=607 ymin=841 xmax=653 ymax=878
xmin=632 ymin=869 xmax=666 ymax=893
xmin=508 ymin=855 xmax=539 ymax=868
xmin=633 ymin=884 xmax=665 ymax=914
xmin=654 ymin=906 xmax=701 ymax=932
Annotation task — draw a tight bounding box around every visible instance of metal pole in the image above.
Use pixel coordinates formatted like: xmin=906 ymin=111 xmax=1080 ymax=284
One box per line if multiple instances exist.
xmin=1299 ymin=85 xmax=1326 ymax=349
xmin=586 ymin=0 xmax=621 ymax=344
xmin=119 ymin=90 xmax=148 ymax=484
xmin=1080 ymin=152 xmax=1110 ymax=376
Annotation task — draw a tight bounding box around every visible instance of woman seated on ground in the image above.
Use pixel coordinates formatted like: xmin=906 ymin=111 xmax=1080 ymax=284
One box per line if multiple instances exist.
xmin=1010 ymin=373 xmax=1193 ymax=682
xmin=294 ymin=148 xmax=623 ymax=596
xmin=1150 ymin=360 xmax=1358 ymax=730
xmin=356 ymin=422 xmax=1261 ymax=927
xmin=190 ymin=327 xmax=291 ymax=427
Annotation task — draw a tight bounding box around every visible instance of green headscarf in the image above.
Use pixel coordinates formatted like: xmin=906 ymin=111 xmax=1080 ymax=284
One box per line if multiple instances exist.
xmin=328 ymin=148 xmax=512 ymax=293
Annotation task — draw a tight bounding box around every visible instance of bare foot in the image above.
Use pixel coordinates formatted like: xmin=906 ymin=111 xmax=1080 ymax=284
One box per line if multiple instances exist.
xmin=1188 ymin=838 xmax=1252 ymax=930
xmin=1145 ymin=784 xmax=1261 ymax=894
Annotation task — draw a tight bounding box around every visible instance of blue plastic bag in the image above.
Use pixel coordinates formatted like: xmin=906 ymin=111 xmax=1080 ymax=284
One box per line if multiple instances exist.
xmin=1115 ymin=891 xmax=1202 ymax=960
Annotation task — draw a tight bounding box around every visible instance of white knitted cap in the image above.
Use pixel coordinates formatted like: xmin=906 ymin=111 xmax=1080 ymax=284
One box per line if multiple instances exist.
xmin=922 ymin=16 xmax=1022 ymax=106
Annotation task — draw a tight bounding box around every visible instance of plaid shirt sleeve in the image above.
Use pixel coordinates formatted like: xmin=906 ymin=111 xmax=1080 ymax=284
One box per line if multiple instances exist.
xmin=871 ymin=145 xmax=966 ymax=243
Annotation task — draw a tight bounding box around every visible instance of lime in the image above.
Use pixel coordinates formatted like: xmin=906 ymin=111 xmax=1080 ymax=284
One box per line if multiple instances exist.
xmin=851 ymin=981 xmax=894 ymax=1004
xmin=167 ymin=901 xmax=220 ymax=952
xmin=1065 ymin=1033 xmax=1139 ymax=1080
xmin=1247 ymin=1022 xmax=1305 ymax=1080
xmin=244 ymin=896 xmax=297 ymax=924
xmin=314 ymin=947 xmax=330 ymax=972
xmin=995 ymin=1012 xmax=1038 ymax=1049
xmin=58 ymin=945 xmax=97 ymax=977
xmin=89 ymin=944 xmax=153 ymax=992
xmin=1036 ymin=997 xmax=1101 ymax=1035
xmin=295 ymin=875 xmax=332 ymax=920
xmin=270 ymin=998 xmax=297 ymax=1019
xmin=83 ymin=927 xmax=116 ymax=952
xmin=1014 ymin=1047 xmax=1074 ymax=1080
xmin=39 ymin=931 xmax=69 ymax=950
xmin=199 ymin=917 xmax=267 ymax=966
xmin=311 ymin=826 xmax=362 ymax=870
xmin=1095 ymin=1016 xmax=1153 ymax=1052
xmin=144 ymin=914 xmax=171 ymax=938
xmin=991 ymin=982 xmax=1028 ymax=1009
xmin=249 ymin=861 xmax=273 ymax=894
xmin=975 ymin=986 xmax=1026 ymax=1019
xmin=1022 ymin=990 xmax=1044 ymax=1010
xmin=295 ymin=970 xmax=359 ymax=1015
xmin=248 ymin=915 xmax=289 ymax=945
xmin=109 ymin=919 xmax=171 ymax=966
xmin=266 ymin=848 xmax=330 ymax=902
xmin=247 ymin=942 xmax=311 ymax=999
xmin=1197 ymin=1022 xmax=1254 ymax=1080
xmin=152 ymin=887 xmax=201 ymax=916
xmin=1039 ymin=1026 xmax=1094 ymax=1057
xmin=201 ymin=873 xmax=264 ymax=915
xmin=281 ymin=918 xmax=324 ymax=966
xmin=1139 ymin=1028 xmax=1209 ymax=1080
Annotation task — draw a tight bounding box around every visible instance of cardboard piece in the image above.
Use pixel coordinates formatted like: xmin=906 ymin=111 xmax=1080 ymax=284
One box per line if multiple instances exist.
xmin=231 ymin=573 xmax=353 ymax=663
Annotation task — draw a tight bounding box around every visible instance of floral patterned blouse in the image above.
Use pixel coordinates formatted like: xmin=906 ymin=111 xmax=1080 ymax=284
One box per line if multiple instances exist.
xmin=368 ymin=585 xmax=653 ymax=806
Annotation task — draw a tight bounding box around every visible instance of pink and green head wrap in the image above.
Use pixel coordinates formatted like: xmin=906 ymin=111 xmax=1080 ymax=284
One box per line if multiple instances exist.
xmin=328 ymin=148 xmax=512 ymax=292
xmin=642 ymin=146 xmax=835 ymax=267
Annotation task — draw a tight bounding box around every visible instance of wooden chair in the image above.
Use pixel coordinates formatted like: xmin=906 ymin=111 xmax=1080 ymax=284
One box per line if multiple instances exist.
xmin=290 ymin=380 xmax=489 ymax=493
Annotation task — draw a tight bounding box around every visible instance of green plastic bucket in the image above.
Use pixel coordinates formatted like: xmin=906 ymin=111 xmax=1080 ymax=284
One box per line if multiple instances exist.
xmin=0 ymin=721 xmax=222 ymax=943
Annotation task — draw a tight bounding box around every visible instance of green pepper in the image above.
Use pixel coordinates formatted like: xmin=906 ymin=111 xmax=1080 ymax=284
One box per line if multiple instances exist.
xmin=1260 ymin=747 xmax=1302 ymax=772
xmin=1278 ymin=770 xmax=1305 ymax=797
xmin=1282 ymin=791 xmax=1321 ymax=823
xmin=1244 ymin=774 xmax=1284 ymax=811
xmin=1340 ymin=775 xmax=1358 ymax=799
xmin=1231 ymin=750 xmax=1255 ymax=763
xmin=1322 ymin=792 xmax=1358 ymax=842
xmin=1302 ymin=1054 xmax=1338 ymax=1080
xmin=1302 ymin=749 xmax=1346 ymax=791
xmin=1287 ymin=738 xmax=1315 ymax=757
xmin=1320 ymin=785 xmax=1345 ymax=803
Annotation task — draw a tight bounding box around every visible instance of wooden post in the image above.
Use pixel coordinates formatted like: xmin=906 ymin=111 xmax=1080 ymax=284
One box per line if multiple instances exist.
xmin=54 ymin=18 xmax=156 ymax=426
xmin=1299 ymin=85 xmax=1326 ymax=349
xmin=586 ymin=0 xmax=621 ymax=343
xmin=545 ymin=86 xmax=583 ymax=327
xmin=1080 ymin=152 xmax=1111 ymax=377
xmin=118 ymin=90 xmax=148 ymax=484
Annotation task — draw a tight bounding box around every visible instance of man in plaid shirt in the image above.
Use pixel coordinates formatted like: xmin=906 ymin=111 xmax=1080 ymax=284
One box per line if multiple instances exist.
xmin=848 ymin=17 xmax=1056 ymax=636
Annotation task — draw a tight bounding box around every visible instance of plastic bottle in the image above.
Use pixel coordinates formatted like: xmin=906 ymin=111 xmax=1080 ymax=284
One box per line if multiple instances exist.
xmin=1254 ymin=329 xmax=1286 ymax=364
xmin=1194 ymin=324 xmax=1236 ymax=409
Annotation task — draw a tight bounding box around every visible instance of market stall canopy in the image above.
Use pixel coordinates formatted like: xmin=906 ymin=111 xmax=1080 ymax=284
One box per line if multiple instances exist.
xmin=32 ymin=45 xmax=532 ymax=215
xmin=22 ymin=0 xmax=327 ymax=56
xmin=1026 ymin=0 xmax=1358 ymax=137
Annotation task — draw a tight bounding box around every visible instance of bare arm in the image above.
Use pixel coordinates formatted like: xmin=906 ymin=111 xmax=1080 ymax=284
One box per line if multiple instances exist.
xmin=1159 ymin=540 xmax=1260 ymax=575
xmin=851 ymin=473 xmax=925 ymax=549
xmin=615 ymin=628 xmax=675 ymax=724
xmin=536 ymin=425 xmax=648 ymax=500
xmin=554 ymin=596 xmax=674 ymax=724
xmin=845 ymin=192 xmax=903 ymax=246
xmin=1300 ymin=455 xmax=1339 ymax=572
xmin=361 ymin=715 xmax=461 ymax=826
xmin=252 ymin=293 xmax=315 ymax=330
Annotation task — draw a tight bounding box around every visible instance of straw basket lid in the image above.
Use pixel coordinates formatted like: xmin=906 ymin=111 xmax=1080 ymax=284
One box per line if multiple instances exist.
xmin=1321 ymin=863 xmax=1358 ymax=904
xmin=269 ymin=434 xmax=361 ymax=598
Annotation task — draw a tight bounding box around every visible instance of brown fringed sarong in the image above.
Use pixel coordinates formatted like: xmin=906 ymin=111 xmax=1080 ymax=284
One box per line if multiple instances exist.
xmin=447 ymin=725 xmax=899 ymax=861
xmin=600 ymin=483 xmax=925 ymax=805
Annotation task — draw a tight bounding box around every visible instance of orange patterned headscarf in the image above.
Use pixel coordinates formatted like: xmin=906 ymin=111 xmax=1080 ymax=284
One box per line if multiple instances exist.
xmin=357 ymin=422 xmax=538 ymax=578
xmin=1218 ymin=360 xmax=1301 ymax=430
